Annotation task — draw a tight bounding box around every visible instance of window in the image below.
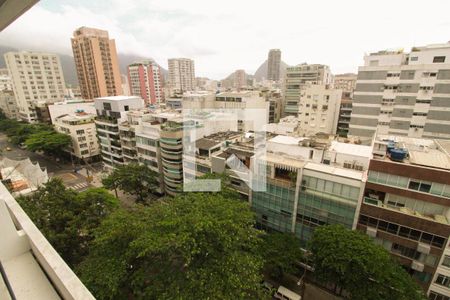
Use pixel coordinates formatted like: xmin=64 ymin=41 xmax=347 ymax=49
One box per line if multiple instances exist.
xmin=408 ymin=179 xmax=431 ymax=193
xmin=435 ymin=274 xmax=450 ymax=288
xmin=429 ymin=291 xmax=450 ymax=300
xmin=80 ymin=150 xmax=89 ymax=155
xmin=442 ymin=256 xmax=450 ymax=268
xmin=79 ymin=143 xmax=88 ymax=148
xmin=124 ymin=105 xmax=129 ymax=111
xmin=433 ymin=56 xmax=446 ymax=63
xmin=410 ymin=56 xmax=418 ymax=62
xmin=103 ymin=102 xmax=111 ymax=110
xmin=76 ymin=129 xmax=85 ymax=135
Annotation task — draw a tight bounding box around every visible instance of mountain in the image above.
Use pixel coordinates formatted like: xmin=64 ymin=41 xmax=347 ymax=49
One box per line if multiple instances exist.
xmin=253 ymin=59 xmax=289 ymax=81
xmin=0 ymin=45 xmax=167 ymax=86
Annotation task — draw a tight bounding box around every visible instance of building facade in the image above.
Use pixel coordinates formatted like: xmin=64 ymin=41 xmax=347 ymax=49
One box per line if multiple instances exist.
xmin=94 ymin=96 xmax=144 ymax=169
xmin=283 ymin=64 xmax=333 ymax=116
xmin=168 ymin=58 xmax=195 ymax=96
xmin=4 ymin=51 xmax=65 ymax=123
xmin=127 ymin=61 xmax=164 ymax=105
xmin=0 ymin=90 xmax=19 ymax=119
xmin=0 ymin=68 xmax=12 ymax=91
xmin=349 ymin=42 xmax=450 ymax=139
xmin=297 ymin=84 xmax=342 ymax=136
xmin=267 ymin=49 xmax=281 ymax=81
xmin=54 ymin=112 xmax=100 ymax=160
xmin=358 ymin=136 xmax=450 ymax=298
xmin=71 ymin=27 xmax=122 ymax=100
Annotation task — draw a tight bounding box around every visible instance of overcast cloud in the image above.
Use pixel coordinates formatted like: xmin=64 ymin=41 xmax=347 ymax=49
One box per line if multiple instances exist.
xmin=1 ymin=0 xmax=450 ymax=79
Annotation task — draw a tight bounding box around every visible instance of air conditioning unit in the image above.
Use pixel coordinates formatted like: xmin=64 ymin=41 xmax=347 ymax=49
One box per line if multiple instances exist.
xmin=411 ymin=261 xmax=424 ymax=272
xmin=417 ymin=243 xmax=431 ymax=255
xmin=366 ymin=226 xmax=377 ymax=238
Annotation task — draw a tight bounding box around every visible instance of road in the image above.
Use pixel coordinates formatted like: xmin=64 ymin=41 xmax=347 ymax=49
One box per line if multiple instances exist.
xmin=0 ymin=133 xmax=93 ymax=192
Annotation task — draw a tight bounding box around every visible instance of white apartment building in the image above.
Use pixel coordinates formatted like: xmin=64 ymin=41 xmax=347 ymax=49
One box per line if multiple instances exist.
xmin=283 ymin=63 xmax=333 ymax=116
xmin=54 ymin=112 xmax=100 ymax=160
xmin=168 ymin=58 xmax=195 ymax=96
xmin=94 ymin=96 xmax=144 ymax=169
xmin=4 ymin=51 xmax=65 ymax=123
xmin=349 ymin=42 xmax=450 ymax=139
xmin=0 ymin=90 xmax=19 ymax=119
xmin=48 ymin=100 xmax=96 ymax=123
xmin=0 ymin=68 xmax=12 ymax=91
xmin=297 ymin=84 xmax=342 ymax=136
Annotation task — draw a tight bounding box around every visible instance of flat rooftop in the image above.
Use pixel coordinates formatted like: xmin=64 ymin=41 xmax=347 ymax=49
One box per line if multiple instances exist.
xmin=95 ymin=95 xmax=142 ymax=101
xmin=375 ymin=135 xmax=450 ymax=170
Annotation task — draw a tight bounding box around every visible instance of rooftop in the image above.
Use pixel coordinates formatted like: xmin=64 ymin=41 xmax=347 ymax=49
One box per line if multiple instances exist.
xmin=95 ymin=95 xmax=142 ymax=101
xmin=328 ymin=141 xmax=372 ymax=158
xmin=373 ymin=135 xmax=450 ymax=170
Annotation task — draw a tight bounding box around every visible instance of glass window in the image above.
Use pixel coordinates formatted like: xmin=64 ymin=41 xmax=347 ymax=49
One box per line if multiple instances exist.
xmin=399 ymin=226 xmax=410 ymax=238
xmin=387 ymin=223 xmax=399 ymax=234
xmin=409 ymin=180 xmax=420 ymax=190
xmin=420 ymin=232 xmax=433 ymax=244
xmin=377 ymin=172 xmax=388 ymax=184
xmin=431 ymin=183 xmax=444 ymax=196
xmin=432 ymin=236 xmax=446 ymax=248
xmin=435 ymin=274 xmax=450 ymax=287
xmin=419 ymin=182 xmax=432 ymax=193
xmin=442 ymin=256 xmax=450 ymax=268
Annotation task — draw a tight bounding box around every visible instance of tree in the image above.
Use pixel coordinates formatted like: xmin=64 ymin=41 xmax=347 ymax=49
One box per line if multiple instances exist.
xmin=261 ymin=232 xmax=303 ymax=279
xmin=25 ymin=130 xmax=71 ymax=155
xmin=102 ymin=163 xmax=159 ymax=203
xmin=77 ymin=190 xmax=267 ymax=299
xmin=309 ymin=225 xmax=426 ymax=300
xmin=17 ymin=179 xmax=119 ymax=267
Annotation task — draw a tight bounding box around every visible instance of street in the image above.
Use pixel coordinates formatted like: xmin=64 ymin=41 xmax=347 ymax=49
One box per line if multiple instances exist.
xmin=0 ymin=133 xmax=93 ymax=192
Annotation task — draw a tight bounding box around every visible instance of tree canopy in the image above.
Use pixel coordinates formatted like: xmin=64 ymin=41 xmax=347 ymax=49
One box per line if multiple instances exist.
xmin=102 ymin=163 xmax=160 ymax=203
xmin=17 ymin=178 xmax=119 ymax=267
xmin=309 ymin=225 xmax=426 ymax=300
xmin=24 ymin=130 xmax=72 ymax=155
xmin=77 ymin=189 xmax=267 ymax=299
xmin=261 ymin=232 xmax=303 ymax=279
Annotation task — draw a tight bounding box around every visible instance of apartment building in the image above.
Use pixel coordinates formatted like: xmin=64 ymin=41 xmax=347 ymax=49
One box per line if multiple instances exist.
xmin=71 ymin=27 xmax=122 ymax=100
xmin=349 ymin=42 xmax=450 ymax=139
xmin=260 ymin=89 xmax=283 ymax=123
xmin=4 ymin=51 xmax=65 ymax=123
xmin=283 ymin=64 xmax=333 ymax=116
xmin=0 ymin=68 xmax=12 ymax=91
xmin=233 ymin=69 xmax=248 ymax=90
xmin=127 ymin=61 xmax=164 ymax=105
xmin=267 ymin=49 xmax=282 ymax=81
xmin=334 ymin=74 xmax=357 ymax=137
xmin=54 ymin=111 xmax=100 ymax=160
xmin=214 ymin=91 xmax=270 ymax=132
xmin=357 ymin=135 xmax=450 ymax=297
xmin=0 ymin=90 xmax=19 ymax=119
xmin=48 ymin=100 xmax=96 ymax=123
xmin=297 ymin=84 xmax=342 ymax=136
xmin=251 ymin=135 xmax=371 ymax=244
xmin=94 ymin=96 xmax=144 ymax=169
xmin=168 ymin=58 xmax=195 ymax=96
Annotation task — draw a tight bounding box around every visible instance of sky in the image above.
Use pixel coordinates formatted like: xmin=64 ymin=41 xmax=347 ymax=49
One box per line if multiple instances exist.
xmin=1 ymin=0 xmax=450 ymax=79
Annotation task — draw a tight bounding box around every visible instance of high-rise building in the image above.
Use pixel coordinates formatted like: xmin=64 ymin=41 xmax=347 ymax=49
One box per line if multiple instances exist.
xmin=168 ymin=58 xmax=195 ymax=96
xmin=267 ymin=49 xmax=281 ymax=81
xmin=127 ymin=61 xmax=164 ymax=105
xmin=94 ymin=96 xmax=144 ymax=169
xmin=283 ymin=64 xmax=333 ymax=117
xmin=71 ymin=27 xmax=122 ymax=100
xmin=358 ymin=135 xmax=450 ymax=297
xmin=297 ymin=84 xmax=342 ymax=136
xmin=0 ymin=68 xmax=12 ymax=91
xmin=0 ymin=90 xmax=19 ymax=119
xmin=233 ymin=69 xmax=247 ymax=90
xmin=4 ymin=51 xmax=65 ymax=123
xmin=334 ymin=73 xmax=357 ymax=137
xmin=349 ymin=42 xmax=450 ymax=139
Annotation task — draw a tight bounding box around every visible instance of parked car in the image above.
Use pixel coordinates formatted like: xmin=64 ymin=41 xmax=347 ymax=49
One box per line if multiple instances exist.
xmin=274 ymin=286 xmax=301 ymax=300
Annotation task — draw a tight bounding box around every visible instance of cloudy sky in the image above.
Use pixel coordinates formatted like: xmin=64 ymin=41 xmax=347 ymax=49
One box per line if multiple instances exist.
xmin=1 ymin=0 xmax=450 ymax=79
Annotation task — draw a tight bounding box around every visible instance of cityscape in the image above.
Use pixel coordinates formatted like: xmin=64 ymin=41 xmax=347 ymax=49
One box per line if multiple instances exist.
xmin=0 ymin=1 xmax=450 ymax=300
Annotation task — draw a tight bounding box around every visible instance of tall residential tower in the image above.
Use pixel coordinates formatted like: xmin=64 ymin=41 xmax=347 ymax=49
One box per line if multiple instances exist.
xmin=349 ymin=42 xmax=450 ymax=139
xmin=4 ymin=51 xmax=65 ymax=122
xmin=127 ymin=60 xmax=164 ymax=105
xmin=71 ymin=27 xmax=122 ymax=100
xmin=267 ymin=49 xmax=281 ymax=81
xmin=168 ymin=58 xmax=195 ymax=96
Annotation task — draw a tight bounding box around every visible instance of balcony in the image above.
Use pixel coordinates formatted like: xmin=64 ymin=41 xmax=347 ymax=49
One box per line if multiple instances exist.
xmin=0 ymin=182 xmax=94 ymax=299
xmin=95 ymin=115 xmax=118 ymax=125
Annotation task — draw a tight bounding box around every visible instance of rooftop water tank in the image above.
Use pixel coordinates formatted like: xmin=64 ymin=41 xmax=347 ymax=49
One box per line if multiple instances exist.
xmin=390 ymin=148 xmax=407 ymax=162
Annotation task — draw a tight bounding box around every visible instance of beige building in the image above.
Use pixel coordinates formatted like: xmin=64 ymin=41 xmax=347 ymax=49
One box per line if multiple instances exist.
xmin=267 ymin=49 xmax=281 ymax=81
xmin=4 ymin=51 xmax=65 ymax=123
xmin=297 ymin=84 xmax=342 ymax=136
xmin=283 ymin=63 xmax=333 ymax=116
xmin=54 ymin=112 xmax=100 ymax=160
xmin=71 ymin=27 xmax=122 ymax=100
xmin=168 ymin=58 xmax=195 ymax=96
xmin=0 ymin=90 xmax=19 ymax=119
xmin=334 ymin=73 xmax=357 ymax=137
xmin=233 ymin=69 xmax=247 ymax=90
xmin=0 ymin=68 xmax=12 ymax=91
